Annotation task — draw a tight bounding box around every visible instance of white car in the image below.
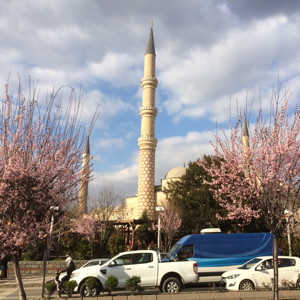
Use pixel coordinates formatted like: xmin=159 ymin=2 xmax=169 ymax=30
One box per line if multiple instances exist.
xmin=221 ymin=256 xmax=300 ymax=290
xmin=80 ymin=258 xmax=109 ymax=268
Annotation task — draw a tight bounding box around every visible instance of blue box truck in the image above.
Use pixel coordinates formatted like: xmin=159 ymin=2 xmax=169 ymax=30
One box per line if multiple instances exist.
xmin=168 ymin=232 xmax=274 ymax=283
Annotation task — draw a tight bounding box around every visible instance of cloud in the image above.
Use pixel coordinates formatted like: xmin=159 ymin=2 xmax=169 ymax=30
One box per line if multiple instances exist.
xmin=1 ymin=0 xmax=300 ymax=202
xmin=96 ymin=137 xmax=126 ymax=149
xmin=90 ymin=129 xmax=215 ymax=197
xmin=159 ymin=14 xmax=300 ymax=123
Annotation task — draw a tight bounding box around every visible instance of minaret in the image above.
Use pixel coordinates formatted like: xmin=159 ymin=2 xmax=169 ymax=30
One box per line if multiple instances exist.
xmin=137 ymin=22 xmax=158 ymax=219
xmin=242 ymin=115 xmax=250 ymax=152
xmin=78 ymin=134 xmax=90 ymax=215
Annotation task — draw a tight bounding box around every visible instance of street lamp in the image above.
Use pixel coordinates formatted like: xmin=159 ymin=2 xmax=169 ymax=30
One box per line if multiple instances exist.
xmin=42 ymin=206 xmax=59 ymax=297
xmin=155 ymin=207 xmax=164 ymax=252
xmin=284 ymin=209 xmax=293 ymax=256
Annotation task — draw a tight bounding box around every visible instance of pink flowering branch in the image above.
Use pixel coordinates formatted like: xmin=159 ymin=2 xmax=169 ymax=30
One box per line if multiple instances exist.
xmin=0 ymin=80 xmax=96 ymax=300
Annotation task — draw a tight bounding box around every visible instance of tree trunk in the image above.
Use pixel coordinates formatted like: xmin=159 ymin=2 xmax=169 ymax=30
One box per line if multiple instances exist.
xmin=273 ymin=235 xmax=279 ymax=300
xmin=12 ymin=254 xmax=27 ymax=300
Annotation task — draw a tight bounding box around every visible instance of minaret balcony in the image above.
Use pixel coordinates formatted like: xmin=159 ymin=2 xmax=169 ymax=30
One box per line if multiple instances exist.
xmin=139 ymin=106 xmax=157 ymax=116
xmin=138 ymin=136 xmax=157 ymax=149
xmin=141 ymin=76 xmax=158 ymax=88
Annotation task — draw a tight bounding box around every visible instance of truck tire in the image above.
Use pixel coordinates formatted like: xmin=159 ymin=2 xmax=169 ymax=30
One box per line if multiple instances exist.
xmin=239 ymin=279 xmax=254 ymax=290
xmin=79 ymin=279 xmax=101 ymax=297
xmin=296 ymin=279 xmax=300 ymax=289
xmin=162 ymin=277 xmax=182 ymax=293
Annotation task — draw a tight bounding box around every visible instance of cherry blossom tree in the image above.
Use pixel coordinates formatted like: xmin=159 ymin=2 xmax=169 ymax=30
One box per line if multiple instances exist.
xmin=0 ymin=81 xmax=94 ymax=300
xmin=90 ymin=183 xmax=125 ymax=250
xmin=70 ymin=215 xmax=101 ymax=258
xmin=154 ymin=207 xmax=182 ymax=252
xmin=202 ymin=90 xmax=300 ymax=300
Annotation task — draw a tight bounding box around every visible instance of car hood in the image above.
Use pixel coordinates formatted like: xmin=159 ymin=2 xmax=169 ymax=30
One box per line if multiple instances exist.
xmin=222 ymin=268 xmax=250 ymax=278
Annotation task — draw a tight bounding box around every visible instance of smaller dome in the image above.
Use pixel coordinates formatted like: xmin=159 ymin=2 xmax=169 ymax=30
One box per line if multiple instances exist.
xmin=165 ymin=166 xmax=187 ymax=179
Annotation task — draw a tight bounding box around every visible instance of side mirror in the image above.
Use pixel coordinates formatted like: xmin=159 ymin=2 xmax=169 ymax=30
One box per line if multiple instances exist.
xmin=256 ymin=266 xmax=262 ymax=271
xmin=109 ymin=261 xmax=117 ymax=267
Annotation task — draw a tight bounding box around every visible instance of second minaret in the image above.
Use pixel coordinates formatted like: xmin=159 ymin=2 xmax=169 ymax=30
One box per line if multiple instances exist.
xmin=137 ymin=24 xmax=158 ymax=219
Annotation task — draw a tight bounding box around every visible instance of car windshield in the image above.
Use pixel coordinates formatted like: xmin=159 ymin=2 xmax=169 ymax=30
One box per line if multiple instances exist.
xmin=169 ymin=244 xmax=180 ymax=257
xmin=238 ymin=258 xmax=262 ymax=269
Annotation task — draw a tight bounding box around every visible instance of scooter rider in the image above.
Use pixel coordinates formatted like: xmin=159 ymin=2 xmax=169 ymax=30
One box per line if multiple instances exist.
xmin=55 ymin=254 xmax=76 ymax=293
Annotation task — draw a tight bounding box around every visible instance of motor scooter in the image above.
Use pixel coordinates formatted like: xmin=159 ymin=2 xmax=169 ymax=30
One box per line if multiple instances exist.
xmin=44 ymin=270 xmax=67 ymax=297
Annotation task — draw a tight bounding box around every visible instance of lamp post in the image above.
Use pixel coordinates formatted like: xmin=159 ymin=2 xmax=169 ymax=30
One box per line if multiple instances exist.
xmin=155 ymin=207 xmax=164 ymax=252
xmin=284 ymin=209 xmax=293 ymax=256
xmin=42 ymin=206 xmax=59 ymax=297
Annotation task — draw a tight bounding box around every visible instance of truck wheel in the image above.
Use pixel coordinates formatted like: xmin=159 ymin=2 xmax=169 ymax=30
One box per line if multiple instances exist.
xmin=79 ymin=280 xmax=101 ymax=297
xmin=296 ymin=279 xmax=300 ymax=289
xmin=239 ymin=279 xmax=254 ymax=290
xmin=162 ymin=277 xmax=182 ymax=293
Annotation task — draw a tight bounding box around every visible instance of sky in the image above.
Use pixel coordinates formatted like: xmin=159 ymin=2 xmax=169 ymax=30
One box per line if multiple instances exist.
xmin=1 ymin=0 xmax=300 ymax=200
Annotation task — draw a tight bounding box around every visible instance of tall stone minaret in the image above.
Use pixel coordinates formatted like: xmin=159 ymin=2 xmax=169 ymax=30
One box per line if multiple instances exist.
xmin=137 ymin=22 xmax=158 ymax=219
xmin=78 ymin=134 xmax=90 ymax=215
xmin=242 ymin=115 xmax=250 ymax=152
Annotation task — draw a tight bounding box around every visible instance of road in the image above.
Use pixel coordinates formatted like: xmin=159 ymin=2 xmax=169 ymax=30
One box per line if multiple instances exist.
xmin=0 ymin=284 xmax=220 ymax=300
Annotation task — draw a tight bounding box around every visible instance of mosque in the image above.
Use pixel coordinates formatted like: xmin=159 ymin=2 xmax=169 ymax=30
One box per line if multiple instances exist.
xmin=78 ymin=24 xmax=300 ymax=228
xmin=78 ymin=24 xmax=186 ymax=221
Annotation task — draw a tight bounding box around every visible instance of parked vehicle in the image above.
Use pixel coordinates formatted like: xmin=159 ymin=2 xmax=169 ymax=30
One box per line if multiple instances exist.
xmin=80 ymin=258 xmax=109 ymax=268
xmin=220 ymin=256 xmax=300 ymax=290
xmin=70 ymin=250 xmax=198 ymax=296
xmin=169 ymin=232 xmax=274 ymax=283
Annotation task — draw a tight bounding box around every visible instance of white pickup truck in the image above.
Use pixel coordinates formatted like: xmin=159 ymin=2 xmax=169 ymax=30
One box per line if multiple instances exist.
xmin=70 ymin=250 xmax=198 ymax=297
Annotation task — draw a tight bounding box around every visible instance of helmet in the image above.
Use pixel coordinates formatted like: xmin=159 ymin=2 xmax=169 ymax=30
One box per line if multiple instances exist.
xmin=66 ymin=256 xmax=72 ymax=266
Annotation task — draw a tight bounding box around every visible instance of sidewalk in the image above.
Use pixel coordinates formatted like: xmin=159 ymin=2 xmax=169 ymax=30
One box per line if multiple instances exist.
xmin=0 ymin=275 xmax=50 ymax=289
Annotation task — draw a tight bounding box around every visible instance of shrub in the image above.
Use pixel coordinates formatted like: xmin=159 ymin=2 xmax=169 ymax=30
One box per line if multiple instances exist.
xmin=126 ymin=276 xmax=142 ymax=294
xmin=63 ymin=280 xmax=78 ymax=297
xmin=45 ymin=281 xmax=57 ymax=298
xmin=104 ymin=275 xmax=119 ymax=295
xmin=85 ymin=277 xmax=98 ymax=289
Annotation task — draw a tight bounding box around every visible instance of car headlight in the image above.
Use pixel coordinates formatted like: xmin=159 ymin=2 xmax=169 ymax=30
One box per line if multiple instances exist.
xmin=227 ymin=274 xmax=240 ymax=279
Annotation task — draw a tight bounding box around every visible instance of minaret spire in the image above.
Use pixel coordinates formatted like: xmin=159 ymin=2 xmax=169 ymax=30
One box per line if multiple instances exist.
xmin=78 ymin=132 xmax=91 ymax=215
xmin=137 ymin=23 xmax=158 ymax=219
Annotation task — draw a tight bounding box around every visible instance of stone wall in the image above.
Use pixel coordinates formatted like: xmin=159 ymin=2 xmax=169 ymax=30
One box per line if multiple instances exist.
xmin=7 ymin=260 xmax=86 ymax=278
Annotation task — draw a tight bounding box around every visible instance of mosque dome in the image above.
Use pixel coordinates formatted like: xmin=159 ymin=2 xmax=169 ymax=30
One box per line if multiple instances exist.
xmin=165 ymin=166 xmax=187 ymax=179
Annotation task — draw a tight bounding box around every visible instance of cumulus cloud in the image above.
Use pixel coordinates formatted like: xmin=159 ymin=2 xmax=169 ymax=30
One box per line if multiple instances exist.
xmin=1 ymin=0 xmax=300 ymax=198
xmin=159 ymin=14 xmax=300 ymax=122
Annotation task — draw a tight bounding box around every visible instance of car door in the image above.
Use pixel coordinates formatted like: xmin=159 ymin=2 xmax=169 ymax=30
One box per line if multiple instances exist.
xmin=103 ymin=254 xmax=132 ymax=287
xmin=278 ymin=258 xmax=298 ymax=286
xmin=130 ymin=253 xmax=157 ymax=286
xmin=254 ymin=259 xmax=273 ymax=288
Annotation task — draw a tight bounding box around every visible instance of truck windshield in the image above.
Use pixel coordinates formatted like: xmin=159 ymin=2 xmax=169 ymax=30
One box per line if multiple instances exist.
xmin=238 ymin=258 xmax=262 ymax=269
xmin=169 ymin=244 xmax=194 ymax=260
xmin=169 ymin=244 xmax=180 ymax=257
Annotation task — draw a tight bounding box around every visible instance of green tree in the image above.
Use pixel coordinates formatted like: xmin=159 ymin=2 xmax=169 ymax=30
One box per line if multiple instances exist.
xmin=135 ymin=211 xmax=156 ymax=249
xmin=164 ymin=156 xmax=269 ymax=236
xmin=164 ymin=157 xmax=224 ymax=235
xmin=107 ymin=231 xmax=125 ymax=255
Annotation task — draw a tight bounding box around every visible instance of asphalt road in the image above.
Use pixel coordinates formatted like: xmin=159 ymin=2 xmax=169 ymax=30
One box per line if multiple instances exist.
xmin=0 ymin=284 xmax=221 ymax=300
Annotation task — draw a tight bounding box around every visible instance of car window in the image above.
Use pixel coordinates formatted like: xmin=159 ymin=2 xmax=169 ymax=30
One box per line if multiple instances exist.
xmin=131 ymin=253 xmax=153 ymax=264
xmin=278 ymin=258 xmax=295 ymax=268
xmin=99 ymin=259 xmax=108 ymax=265
xmin=258 ymin=259 xmax=273 ymax=270
xmin=239 ymin=258 xmax=262 ymax=269
xmin=113 ymin=254 xmax=131 ymax=265
xmin=177 ymin=245 xmax=194 ymax=260
xmin=86 ymin=261 xmax=99 ymax=267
